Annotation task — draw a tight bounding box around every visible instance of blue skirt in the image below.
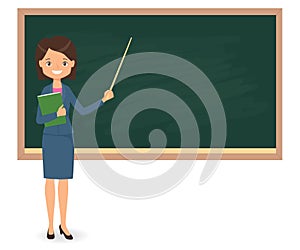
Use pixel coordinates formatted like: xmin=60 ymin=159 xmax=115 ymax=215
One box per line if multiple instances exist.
xmin=42 ymin=134 xmax=74 ymax=179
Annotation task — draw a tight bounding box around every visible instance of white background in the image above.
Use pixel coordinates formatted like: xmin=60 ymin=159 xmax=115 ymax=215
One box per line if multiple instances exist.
xmin=1 ymin=1 xmax=299 ymax=249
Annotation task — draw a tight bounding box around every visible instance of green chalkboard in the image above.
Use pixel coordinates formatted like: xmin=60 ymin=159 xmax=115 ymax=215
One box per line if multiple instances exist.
xmin=24 ymin=14 xmax=277 ymax=148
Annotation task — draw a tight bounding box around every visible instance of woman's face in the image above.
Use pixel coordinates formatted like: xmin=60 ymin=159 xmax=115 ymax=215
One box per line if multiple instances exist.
xmin=39 ymin=48 xmax=75 ymax=80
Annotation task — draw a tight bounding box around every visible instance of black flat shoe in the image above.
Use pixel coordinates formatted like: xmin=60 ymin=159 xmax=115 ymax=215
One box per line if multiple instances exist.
xmin=59 ymin=225 xmax=73 ymax=240
xmin=47 ymin=230 xmax=55 ymax=240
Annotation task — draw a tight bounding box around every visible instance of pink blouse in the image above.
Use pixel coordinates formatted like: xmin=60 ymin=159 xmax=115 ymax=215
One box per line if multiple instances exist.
xmin=53 ymin=87 xmax=62 ymax=95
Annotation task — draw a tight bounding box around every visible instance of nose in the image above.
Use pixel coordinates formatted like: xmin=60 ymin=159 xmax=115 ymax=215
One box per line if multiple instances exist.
xmin=53 ymin=61 xmax=60 ymax=70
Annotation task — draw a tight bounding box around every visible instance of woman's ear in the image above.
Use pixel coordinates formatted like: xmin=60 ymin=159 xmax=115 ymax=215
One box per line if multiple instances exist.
xmin=39 ymin=60 xmax=43 ymax=68
xmin=71 ymin=60 xmax=75 ymax=68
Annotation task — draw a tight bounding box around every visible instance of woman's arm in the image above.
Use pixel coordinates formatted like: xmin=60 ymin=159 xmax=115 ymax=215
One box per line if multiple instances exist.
xmin=69 ymin=87 xmax=108 ymax=115
xmin=36 ymin=105 xmax=57 ymax=124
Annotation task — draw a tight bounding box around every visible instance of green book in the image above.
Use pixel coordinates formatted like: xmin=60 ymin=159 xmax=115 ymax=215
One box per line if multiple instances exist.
xmin=37 ymin=92 xmax=66 ymax=127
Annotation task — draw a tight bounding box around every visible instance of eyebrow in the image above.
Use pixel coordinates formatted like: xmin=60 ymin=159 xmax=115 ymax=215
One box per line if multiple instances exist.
xmin=45 ymin=58 xmax=50 ymax=60
xmin=63 ymin=58 xmax=69 ymax=60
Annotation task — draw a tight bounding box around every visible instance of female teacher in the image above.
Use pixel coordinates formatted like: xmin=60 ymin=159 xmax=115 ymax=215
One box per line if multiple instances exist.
xmin=35 ymin=36 xmax=114 ymax=240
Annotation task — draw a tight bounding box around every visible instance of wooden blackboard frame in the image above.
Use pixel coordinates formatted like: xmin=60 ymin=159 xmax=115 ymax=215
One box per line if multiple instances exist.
xmin=17 ymin=8 xmax=282 ymax=160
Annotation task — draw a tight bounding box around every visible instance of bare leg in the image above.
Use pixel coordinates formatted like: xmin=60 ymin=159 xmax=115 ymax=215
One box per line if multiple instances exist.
xmin=45 ymin=179 xmax=55 ymax=234
xmin=58 ymin=179 xmax=71 ymax=235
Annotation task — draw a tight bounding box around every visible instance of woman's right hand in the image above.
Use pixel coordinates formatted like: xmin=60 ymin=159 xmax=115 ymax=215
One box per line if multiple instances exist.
xmin=102 ymin=90 xmax=114 ymax=103
xmin=57 ymin=105 xmax=66 ymax=117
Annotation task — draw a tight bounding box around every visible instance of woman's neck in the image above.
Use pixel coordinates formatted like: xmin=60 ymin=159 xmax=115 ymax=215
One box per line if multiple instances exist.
xmin=52 ymin=79 xmax=62 ymax=88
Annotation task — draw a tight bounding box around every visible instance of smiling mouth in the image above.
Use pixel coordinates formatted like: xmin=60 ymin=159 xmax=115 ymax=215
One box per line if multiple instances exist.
xmin=52 ymin=70 xmax=63 ymax=75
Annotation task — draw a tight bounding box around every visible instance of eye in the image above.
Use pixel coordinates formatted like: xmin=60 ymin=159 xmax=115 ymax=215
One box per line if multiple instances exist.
xmin=46 ymin=61 xmax=51 ymax=67
xmin=62 ymin=61 xmax=68 ymax=67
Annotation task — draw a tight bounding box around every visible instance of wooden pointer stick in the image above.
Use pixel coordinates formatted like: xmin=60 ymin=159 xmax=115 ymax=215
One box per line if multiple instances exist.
xmin=109 ymin=37 xmax=132 ymax=91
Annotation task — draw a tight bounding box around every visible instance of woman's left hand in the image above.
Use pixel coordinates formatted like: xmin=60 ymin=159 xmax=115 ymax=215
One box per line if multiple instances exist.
xmin=102 ymin=90 xmax=114 ymax=103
